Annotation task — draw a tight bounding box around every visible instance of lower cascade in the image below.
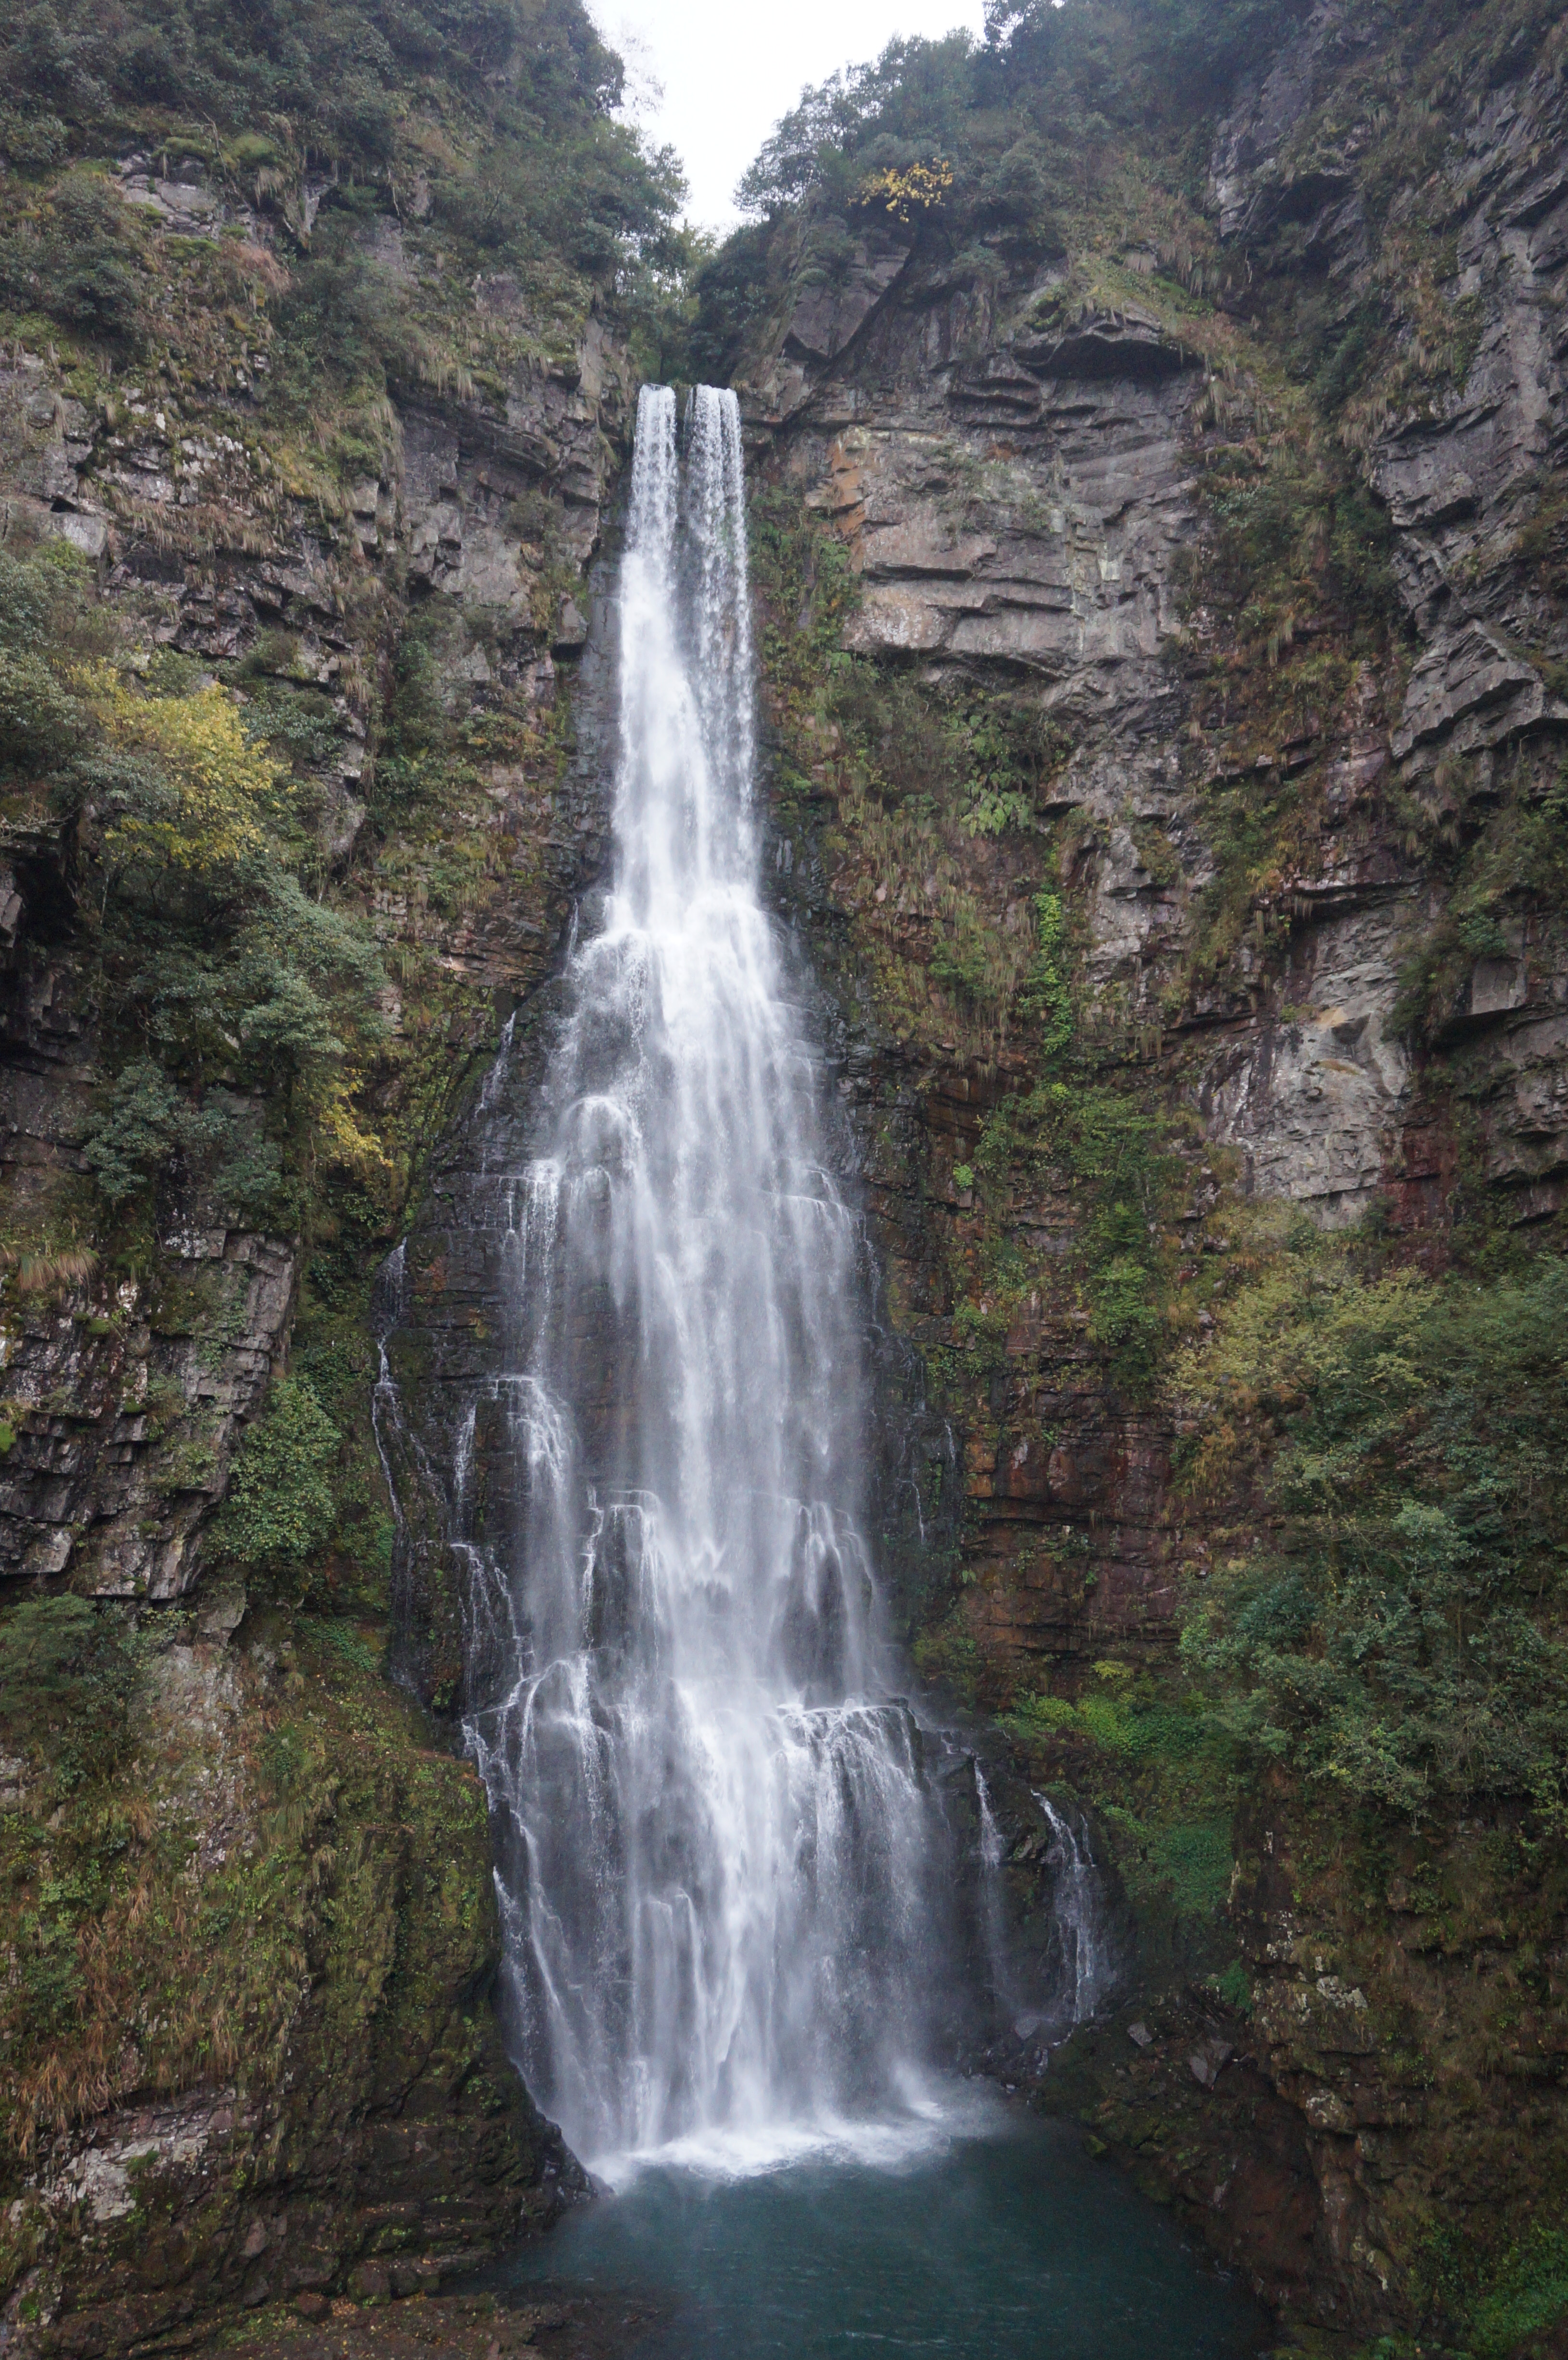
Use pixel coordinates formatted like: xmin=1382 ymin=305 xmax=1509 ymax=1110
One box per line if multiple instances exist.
xmin=439 ymin=385 xmax=951 ymax=2166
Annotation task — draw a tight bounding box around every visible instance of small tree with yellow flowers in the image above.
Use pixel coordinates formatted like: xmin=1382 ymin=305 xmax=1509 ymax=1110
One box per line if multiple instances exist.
xmin=856 ymin=159 xmax=955 ymax=224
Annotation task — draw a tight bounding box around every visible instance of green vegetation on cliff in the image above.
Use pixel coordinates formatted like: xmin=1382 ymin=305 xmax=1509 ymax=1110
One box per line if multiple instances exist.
xmin=1178 ymin=1222 xmax=1568 ymax=1824
xmin=732 ymin=0 xmax=1568 ymax=2335
xmin=735 ymin=0 xmax=1568 ymax=1780
xmin=0 ymin=0 xmax=679 ymax=1561
xmin=0 ymin=1598 xmax=539 ymax=2326
xmin=0 ymin=0 xmax=683 ymax=308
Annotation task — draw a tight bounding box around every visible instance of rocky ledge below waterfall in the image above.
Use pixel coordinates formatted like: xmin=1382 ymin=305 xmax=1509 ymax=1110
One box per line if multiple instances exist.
xmin=186 ymin=2289 xmax=666 ymax=2360
xmin=0 ymin=1618 xmax=588 ymax=2358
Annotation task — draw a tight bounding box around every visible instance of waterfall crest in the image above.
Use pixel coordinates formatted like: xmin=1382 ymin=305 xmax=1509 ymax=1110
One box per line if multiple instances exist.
xmin=453 ymin=386 xmax=945 ymax=2167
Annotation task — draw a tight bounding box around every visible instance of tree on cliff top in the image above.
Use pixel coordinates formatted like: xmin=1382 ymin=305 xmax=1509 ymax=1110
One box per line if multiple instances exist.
xmin=0 ymin=0 xmax=683 ymax=294
xmin=734 ymin=0 xmax=1313 ymax=221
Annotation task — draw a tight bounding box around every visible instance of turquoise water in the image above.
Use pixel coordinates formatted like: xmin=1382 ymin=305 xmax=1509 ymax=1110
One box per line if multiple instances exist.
xmin=497 ymin=2093 xmax=1269 ymax=2360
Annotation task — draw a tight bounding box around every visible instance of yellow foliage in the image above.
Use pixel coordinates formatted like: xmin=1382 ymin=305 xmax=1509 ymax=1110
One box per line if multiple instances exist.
xmin=858 ymin=160 xmax=955 ymax=222
xmin=1170 ymin=1210 xmax=1432 ymax=1509
xmin=75 ymin=664 xmax=282 ymax=874
xmin=315 ymin=1076 xmax=395 ymax=1189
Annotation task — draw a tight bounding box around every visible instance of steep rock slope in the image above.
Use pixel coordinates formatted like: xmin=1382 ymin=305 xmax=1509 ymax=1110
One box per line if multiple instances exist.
xmin=715 ymin=0 xmax=1568 ymax=2342
xmin=0 ymin=0 xmax=677 ymax=2345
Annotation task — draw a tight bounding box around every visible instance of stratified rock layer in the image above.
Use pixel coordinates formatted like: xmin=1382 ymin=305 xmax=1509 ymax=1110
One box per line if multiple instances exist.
xmin=0 ymin=132 xmax=629 ymax=2354
xmin=721 ymin=3 xmax=1568 ymax=2335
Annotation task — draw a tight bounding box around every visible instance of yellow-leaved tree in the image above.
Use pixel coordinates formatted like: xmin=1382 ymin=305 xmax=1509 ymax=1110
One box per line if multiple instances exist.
xmin=857 ymin=160 xmax=955 ymax=223
xmin=74 ymin=663 xmax=279 ymax=877
xmin=68 ymin=664 xmax=392 ymax=1206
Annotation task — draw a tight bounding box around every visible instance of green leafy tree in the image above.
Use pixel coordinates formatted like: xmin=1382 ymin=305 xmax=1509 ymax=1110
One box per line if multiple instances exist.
xmin=81 ymin=1058 xmax=224 ymax=1204
xmin=215 ymin=1377 xmax=341 ymax=1573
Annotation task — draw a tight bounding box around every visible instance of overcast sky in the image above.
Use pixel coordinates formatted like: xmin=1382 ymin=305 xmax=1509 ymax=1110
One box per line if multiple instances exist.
xmin=597 ymin=0 xmax=989 ymax=232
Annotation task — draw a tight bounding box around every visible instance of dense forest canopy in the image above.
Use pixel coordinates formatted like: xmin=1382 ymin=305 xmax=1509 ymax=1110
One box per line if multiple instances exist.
xmin=0 ymin=0 xmax=686 ymax=292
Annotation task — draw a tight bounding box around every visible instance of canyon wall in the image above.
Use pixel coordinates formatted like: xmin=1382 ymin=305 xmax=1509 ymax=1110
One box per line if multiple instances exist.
xmin=0 ymin=6 xmax=652 ymax=2338
xmin=1 ymin=0 xmax=1567 ymax=2352
xmin=718 ymin=0 xmax=1568 ymax=2342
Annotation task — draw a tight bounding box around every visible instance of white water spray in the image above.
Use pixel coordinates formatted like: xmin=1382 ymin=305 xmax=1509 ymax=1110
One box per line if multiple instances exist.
xmin=457 ymin=387 xmax=946 ymax=2169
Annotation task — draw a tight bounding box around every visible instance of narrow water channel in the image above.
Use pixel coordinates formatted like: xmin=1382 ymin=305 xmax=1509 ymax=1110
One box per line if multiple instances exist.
xmin=495 ymin=2093 xmax=1268 ymax=2359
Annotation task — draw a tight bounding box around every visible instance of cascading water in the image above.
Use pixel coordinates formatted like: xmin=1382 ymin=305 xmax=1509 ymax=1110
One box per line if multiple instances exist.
xmin=452 ymin=385 xmax=947 ymax=2168
xmin=1037 ymin=1794 xmax=1111 ymax=2027
xmin=379 ymin=382 xmax=1263 ymax=2360
xmin=972 ymin=1763 xmax=1014 ymax=2018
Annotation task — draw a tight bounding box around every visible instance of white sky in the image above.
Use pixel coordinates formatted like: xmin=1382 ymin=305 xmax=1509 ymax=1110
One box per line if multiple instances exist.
xmin=598 ymin=0 xmax=990 ymax=233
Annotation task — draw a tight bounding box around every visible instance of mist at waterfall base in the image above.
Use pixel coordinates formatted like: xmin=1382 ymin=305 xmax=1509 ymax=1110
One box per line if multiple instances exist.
xmin=415 ymin=387 xmax=1267 ymax=2353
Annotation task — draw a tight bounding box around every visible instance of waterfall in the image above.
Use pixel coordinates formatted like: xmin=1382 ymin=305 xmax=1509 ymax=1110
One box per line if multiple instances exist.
xmin=448 ymin=386 xmax=946 ymax=2168
xmin=1036 ymin=1794 xmax=1110 ymax=2026
xmin=973 ymin=1762 xmax=1014 ymax=2017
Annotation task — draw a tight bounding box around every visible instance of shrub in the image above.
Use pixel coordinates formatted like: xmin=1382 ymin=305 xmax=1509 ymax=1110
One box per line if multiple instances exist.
xmin=0 ymin=170 xmax=147 ymax=336
xmin=0 ymin=648 xmax=86 ymax=774
xmin=1466 ymin=2226 xmax=1568 ymax=2359
xmin=0 ymin=543 xmax=90 ymax=651
xmin=214 ymin=1377 xmax=340 ymax=1573
xmin=81 ymin=1058 xmax=225 ymax=1204
xmin=0 ymin=1595 xmax=138 ymax=1782
xmin=1177 ymin=1236 xmax=1568 ymax=1822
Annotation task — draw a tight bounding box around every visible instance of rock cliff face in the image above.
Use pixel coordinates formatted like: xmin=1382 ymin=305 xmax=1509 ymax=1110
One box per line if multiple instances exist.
xmin=0 ymin=26 xmax=648 ymax=2341
xmin=0 ymin=315 xmax=629 ymax=1606
xmin=743 ymin=10 xmax=1568 ymax=1260
xmin=715 ymin=0 xmax=1568 ymax=2338
xmin=5 ymin=1629 xmax=586 ymax=2357
xmin=4 ymin=0 xmax=1568 ymax=2348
